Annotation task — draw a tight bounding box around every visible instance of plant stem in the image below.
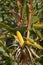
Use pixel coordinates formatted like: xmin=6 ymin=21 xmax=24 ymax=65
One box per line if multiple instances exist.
xmin=19 ymin=7 xmax=23 ymax=25
xmin=27 ymin=0 xmax=32 ymax=29
xmin=27 ymin=0 xmax=32 ymax=38
xmin=15 ymin=0 xmax=23 ymax=26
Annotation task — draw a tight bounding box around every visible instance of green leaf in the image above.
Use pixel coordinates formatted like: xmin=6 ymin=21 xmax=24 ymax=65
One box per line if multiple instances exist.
xmin=0 ymin=22 xmax=27 ymax=35
xmin=0 ymin=47 xmax=9 ymax=57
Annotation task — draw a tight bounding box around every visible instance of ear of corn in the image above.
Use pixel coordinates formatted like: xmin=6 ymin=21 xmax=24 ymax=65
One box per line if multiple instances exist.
xmin=26 ymin=40 xmax=43 ymax=50
xmin=25 ymin=38 xmax=43 ymax=50
xmin=16 ymin=31 xmax=24 ymax=47
xmin=34 ymin=42 xmax=43 ymax=50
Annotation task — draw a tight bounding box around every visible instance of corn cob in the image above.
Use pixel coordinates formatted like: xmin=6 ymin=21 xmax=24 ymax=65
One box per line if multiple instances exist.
xmin=34 ymin=42 xmax=43 ymax=50
xmin=25 ymin=37 xmax=43 ymax=50
xmin=16 ymin=31 xmax=24 ymax=47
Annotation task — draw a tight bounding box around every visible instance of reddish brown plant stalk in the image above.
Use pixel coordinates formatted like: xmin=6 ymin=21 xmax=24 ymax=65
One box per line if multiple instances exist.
xmin=27 ymin=0 xmax=32 ymax=29
xmin=19 ymin=7 xmax=23 ymax=26
xmin=27 ymin=0 xmax=32 ymax=38
xmin=27 ymin=13 xmax=31 ymax=29
xmin=15 ymin=0 xmax=23 ymax=25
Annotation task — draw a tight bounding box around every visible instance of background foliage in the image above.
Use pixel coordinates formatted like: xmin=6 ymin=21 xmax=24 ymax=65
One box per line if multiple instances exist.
xmin=0 ymin=0 xmax=43 ymax=65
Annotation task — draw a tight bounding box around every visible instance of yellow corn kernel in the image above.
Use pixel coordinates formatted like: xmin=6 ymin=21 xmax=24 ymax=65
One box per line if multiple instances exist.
xmin=16 ymin=31 xmax=24 ymax=47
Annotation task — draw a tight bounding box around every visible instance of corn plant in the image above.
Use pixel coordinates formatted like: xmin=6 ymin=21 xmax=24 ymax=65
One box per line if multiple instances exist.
xmin=0 ymin=0 xmax=43 ymax=65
